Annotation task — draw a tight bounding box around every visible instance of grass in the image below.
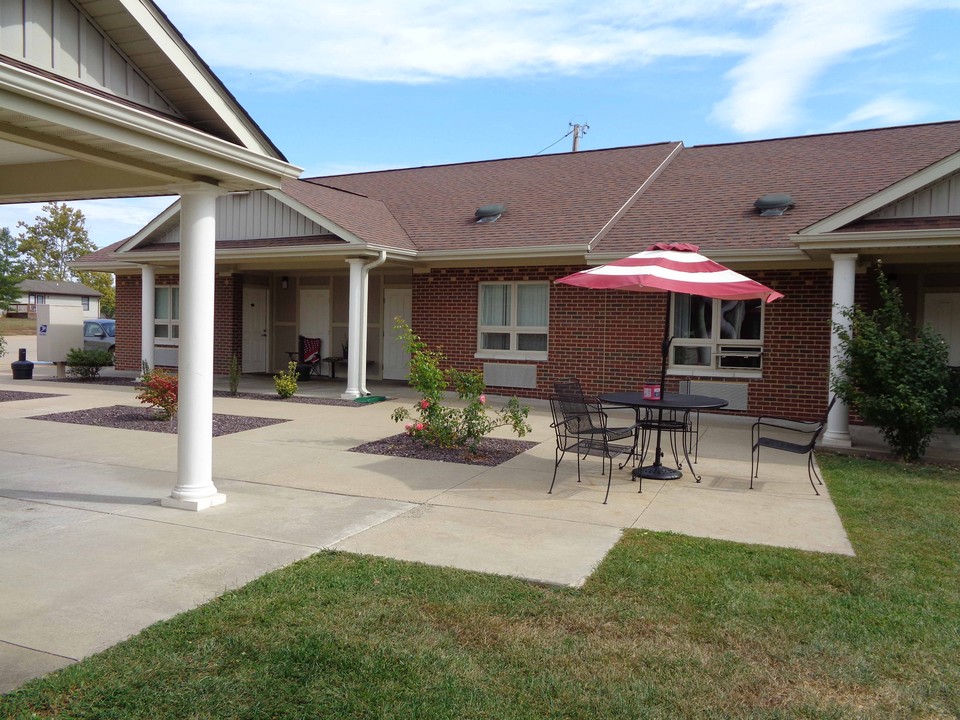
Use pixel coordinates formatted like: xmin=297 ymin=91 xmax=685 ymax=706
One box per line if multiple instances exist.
xmin=2 ymin=455 xmax=959 ymax=719
xmin=0 ymin=316 xmax=36 ymax=336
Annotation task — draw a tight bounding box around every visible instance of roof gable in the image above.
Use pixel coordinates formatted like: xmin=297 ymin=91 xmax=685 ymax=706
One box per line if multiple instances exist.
xmin=598 ymin=121 xmax=960 ymax=257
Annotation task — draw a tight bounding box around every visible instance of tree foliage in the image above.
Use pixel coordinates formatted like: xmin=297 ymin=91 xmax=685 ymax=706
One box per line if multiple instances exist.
xmin=76 ymin=270 xmax=116 ymax=318
xmin=16 ymin=202 xmax=97 ymax=282
xmin=831 ymin=266 xmax=953 ymax=461
xmin=0 ymin=226 xmax=24 ymax=313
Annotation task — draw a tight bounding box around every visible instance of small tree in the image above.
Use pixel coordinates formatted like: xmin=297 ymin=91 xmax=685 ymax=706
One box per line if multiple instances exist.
xmin=16 ymin=202 xmax=97 ymax=282
xmin=0 ymin=226 xmax=24 ymax=314
xmin=390 ymin=319 xmax=531 ymax=452
xmin=831 ymin=266 xmax=952 ymax=461
xmin=136 ymin=366 xmax=179 ymax=420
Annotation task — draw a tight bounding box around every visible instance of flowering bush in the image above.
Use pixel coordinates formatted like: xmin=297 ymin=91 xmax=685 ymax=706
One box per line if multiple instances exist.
xmin=274 ymin=361 xmax=299 ymax=399
xmin=136 ymin=367 xmax=178 ymax=420
xmin=390 ymin=319 xmax=531 ymax=452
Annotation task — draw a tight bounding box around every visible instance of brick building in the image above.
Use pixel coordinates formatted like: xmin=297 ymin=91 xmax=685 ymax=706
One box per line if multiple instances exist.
xmin=77 ymin=121 xmax=960 ymax=444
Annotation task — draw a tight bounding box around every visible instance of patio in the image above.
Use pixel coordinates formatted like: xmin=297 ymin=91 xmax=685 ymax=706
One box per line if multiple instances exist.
xmin=7 ymin=360 xmax=956 ymax=691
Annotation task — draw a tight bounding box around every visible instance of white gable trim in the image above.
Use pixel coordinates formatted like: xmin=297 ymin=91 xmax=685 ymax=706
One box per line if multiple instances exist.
xmin=800 ymin=149 xmax=960 ymax=235
xmin=123 ymin=0 xmax=277 ymax=157
xmin=264 ymin=189 xmax=367 ymax=246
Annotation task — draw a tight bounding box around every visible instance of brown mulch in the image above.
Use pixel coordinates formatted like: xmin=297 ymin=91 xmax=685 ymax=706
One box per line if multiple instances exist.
xmin=27 ymin=404 xmax=289 ymax=437
xmin=0 ymin=390 xmax=66 ymax=403
xmin=350 ymin=433 xmax=538 ymax=467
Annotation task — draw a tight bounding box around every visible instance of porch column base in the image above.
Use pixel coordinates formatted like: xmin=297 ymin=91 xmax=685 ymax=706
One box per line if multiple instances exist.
xmin=161 ymin=493 xmax=226 ymax=512
xmin=340 ymin=389 xmax=361 ymax=400
xmin=821 ymin=430 xmax=853 ymax=448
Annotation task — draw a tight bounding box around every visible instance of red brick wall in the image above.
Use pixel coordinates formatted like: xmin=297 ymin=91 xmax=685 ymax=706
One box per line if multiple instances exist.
xmin=114 ymin=273 xmax=243 ymax=375
xmin=412 ymin=265 xmax=836 ymax=419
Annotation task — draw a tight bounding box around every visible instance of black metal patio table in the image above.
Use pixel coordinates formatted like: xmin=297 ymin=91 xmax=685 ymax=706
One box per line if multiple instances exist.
xmin=598 ymin=391 xmax=729 ymax=482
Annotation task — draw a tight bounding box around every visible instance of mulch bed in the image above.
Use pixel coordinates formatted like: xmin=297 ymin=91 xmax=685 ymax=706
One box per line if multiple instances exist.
xmin=37 ymin=377 xmax=368 ymax=407
xmin=0 ymin=390 xmax=65 ymax=403
xmin=27 ymin=405 xmax=289 ymax=437
xmin=350 ymin=433 xmax=538 ymax=467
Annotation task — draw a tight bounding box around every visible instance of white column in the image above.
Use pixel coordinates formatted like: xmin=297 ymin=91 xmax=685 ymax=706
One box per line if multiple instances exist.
xmin=162 ymin=186 xmax=226 ymax=511
xmin=140 ymin=264 xmax=155 ymax=372
xmin=341 ymin=258 xmax=365 ymax=399
xmin=822 ymin=253 xmax=857 ymax=448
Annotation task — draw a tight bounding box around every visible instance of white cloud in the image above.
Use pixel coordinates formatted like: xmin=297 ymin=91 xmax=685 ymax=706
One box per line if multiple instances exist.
xmin=160 ymin=0 xmax=751 ymax=83
xmin=830 ymin=95 xmax=931 ymax=130
xmin=710 ymin=0 xmax=958 ymax=134
xmin=156 ymin=0 xmax=960 ymax=136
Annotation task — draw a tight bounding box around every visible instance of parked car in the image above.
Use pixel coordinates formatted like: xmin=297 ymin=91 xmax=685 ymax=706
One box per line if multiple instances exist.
xmin=83 ymin=319 xmax=116 ymax=357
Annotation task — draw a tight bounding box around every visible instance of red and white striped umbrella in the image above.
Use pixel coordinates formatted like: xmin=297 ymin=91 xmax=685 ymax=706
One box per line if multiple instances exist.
xmin=556 ymin=242 xmax=784 ymax=302
xmin=556 ymin=242 xmax=784 ymax=480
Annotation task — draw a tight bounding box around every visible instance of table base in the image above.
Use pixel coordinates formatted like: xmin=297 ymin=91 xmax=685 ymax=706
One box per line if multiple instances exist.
xmin=634 ymin=464 xmax=683 ymax=481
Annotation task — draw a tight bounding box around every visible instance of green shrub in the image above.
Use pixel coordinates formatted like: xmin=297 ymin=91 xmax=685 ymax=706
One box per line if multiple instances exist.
xmin=274 ymin=361 xmax=299 ymax=399
xmin=390 ymin=319 xmax=531 ymax=452
xmin=0 ymin=331 xmax=6 ymax=359
xmin=831 ymin=266 xmax=953 ymax=461
xmin=65 ymin=347 xmax=113 ymax=380
xmin=136 ymin=367 xmax=178 ymax=420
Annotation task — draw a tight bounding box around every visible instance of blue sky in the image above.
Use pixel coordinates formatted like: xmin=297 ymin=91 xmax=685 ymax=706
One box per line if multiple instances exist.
xmin=3 ymin=0 xmax=960 ymax=248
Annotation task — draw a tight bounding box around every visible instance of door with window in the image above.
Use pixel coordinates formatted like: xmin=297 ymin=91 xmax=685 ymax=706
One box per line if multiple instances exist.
xmin=383 ymin=288 xmax=412 ymax=380
xmin=242 ymin=287 xmax=269 ymax=373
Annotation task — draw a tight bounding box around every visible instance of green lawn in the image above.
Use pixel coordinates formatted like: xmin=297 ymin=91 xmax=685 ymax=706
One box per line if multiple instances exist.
xmin=3 ymin=455 xmax=959 ymax=719
xmin=0 ymin=316 xmax=36 ymax=336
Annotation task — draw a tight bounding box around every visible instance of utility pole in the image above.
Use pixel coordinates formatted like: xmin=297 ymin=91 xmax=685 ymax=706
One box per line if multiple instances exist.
xmin=571 ymin=122 xmax=589 ymax=151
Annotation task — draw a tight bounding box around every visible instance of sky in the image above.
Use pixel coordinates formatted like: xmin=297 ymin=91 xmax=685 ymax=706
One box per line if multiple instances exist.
xmin=3 ymin=0 xmax=960 ymax=248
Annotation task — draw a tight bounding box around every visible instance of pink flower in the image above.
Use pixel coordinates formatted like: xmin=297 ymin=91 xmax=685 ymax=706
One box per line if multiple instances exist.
xmin=415 ymin=422 xmax=425 ymax=431
xmin=479 ymin=394 xmax=486 ymax=405
xmin=420 ymin=399 xmax=430 ymax=410
xmin=405 ymin=423 xmax=412 ymax=431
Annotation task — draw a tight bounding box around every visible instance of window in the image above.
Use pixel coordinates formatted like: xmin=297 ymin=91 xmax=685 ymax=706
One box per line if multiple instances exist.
xmin=82 ymin=297 xmax=90 ymax=311
xmin=671 ymin=295 xmax=764 ymax=372
xmin=154 ymin=287 xmax=180 ymax=341
xmin=29 ymin=293 xmax=45 ymax=305
xmin=478 ymin=282 xmax=548 ymax=357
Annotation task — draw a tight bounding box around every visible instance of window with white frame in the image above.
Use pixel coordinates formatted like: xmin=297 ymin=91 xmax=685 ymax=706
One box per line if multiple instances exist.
xmin=82 ymin=296 xmax=90 ymax=311
xmin=670 ymin=295 xmax=765 ymax=372
xmin=478 ymin=281 xmax=548 ymax=356
xmin=154 ymin=286 xmax=180 ymax=341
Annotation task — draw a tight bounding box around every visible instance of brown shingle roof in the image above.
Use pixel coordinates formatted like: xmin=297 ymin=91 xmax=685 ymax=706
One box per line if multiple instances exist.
xmin=598 ymin=121 xmax=960 ymax=255
xmin=302 ymin=143 xmax=681 ymax=252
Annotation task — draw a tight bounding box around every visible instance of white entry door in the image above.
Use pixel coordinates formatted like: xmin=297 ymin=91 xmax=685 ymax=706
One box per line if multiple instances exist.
xmin=383 ymin=288 xmax=412 ymax=380
xmin=299 ymin=288 xmax=331 ymax=361
xmin=242 ymin=287 xmax=269 ymax=373
xmin=926 ymin=292 xmax=960 ymax=365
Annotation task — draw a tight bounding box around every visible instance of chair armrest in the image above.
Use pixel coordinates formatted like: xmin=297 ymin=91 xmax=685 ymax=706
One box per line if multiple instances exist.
xmin=753 ymin=417 xmax=821 ymax=434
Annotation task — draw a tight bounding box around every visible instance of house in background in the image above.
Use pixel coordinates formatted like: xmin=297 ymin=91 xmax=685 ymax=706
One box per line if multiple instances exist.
xmin=7 ymin=279 xmax=101 ymax=319
xmin=76 ymin=120 xmax=960 ymax=448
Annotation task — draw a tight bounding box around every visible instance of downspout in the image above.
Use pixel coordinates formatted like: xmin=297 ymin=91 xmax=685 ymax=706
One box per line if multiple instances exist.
xmin=360 ymin=251 xmax=387 ymax=396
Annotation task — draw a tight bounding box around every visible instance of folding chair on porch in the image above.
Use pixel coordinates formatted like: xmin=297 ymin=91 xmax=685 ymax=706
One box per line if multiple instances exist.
xmin=297 ymin=336 xmax=323 ymax=378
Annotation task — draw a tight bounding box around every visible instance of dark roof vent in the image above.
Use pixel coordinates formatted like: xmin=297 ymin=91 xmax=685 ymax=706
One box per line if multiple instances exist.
xmin=754 ymin=193 xmax=794 ymax=216
xmin=476 ymin=203 xmax=506 ymax=223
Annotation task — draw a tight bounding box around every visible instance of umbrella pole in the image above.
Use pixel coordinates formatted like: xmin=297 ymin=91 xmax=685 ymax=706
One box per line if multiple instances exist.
xmin=635 ymin=291 xmax=682 ymax=481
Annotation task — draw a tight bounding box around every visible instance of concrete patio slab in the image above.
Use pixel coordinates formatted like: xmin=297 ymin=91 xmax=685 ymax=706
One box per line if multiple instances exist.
xmin=6 ymin=367 xmax=929 ymax=694
xmin=333 ymin=504 xmax=623 ymax=587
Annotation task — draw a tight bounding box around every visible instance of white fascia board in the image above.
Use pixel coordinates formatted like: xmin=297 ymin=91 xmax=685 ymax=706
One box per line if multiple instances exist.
xmin=416 ymin=245 xmax=590 ymax=263
xmin=122 ymin=0 xmax=277 ymax=157
xmin=793 ymin=230 xmax=960 ymax=250
xmin=264 ymin=189 xmax=366 ymax=246
xmin=0 ymin=66 xmax=301 ymax=188
xmin=800 ymin=149 xmax=960 ymax=235
xmin=587 ymin=247 xmax=808 ymax=265
xmin=116 ymin=198 xmax=181 ymax=253
xmin=109 ymin=244 xmax=416 ymax=265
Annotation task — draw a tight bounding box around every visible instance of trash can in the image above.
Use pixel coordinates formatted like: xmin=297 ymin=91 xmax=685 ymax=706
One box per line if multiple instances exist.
xmin=11 ymin=348 xmax=34 ymax=380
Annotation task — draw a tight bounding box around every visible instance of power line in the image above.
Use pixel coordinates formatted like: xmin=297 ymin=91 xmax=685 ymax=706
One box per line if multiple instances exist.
xmin=534 ymin=127 xmax=575 ymax=155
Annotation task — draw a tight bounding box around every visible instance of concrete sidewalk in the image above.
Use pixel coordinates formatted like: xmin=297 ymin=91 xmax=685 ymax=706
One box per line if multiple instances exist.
xmin=0 ymin=365 xmax=861 ymax=693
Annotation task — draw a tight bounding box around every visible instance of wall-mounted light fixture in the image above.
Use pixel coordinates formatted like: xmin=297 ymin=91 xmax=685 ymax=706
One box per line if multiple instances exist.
xmin=281 ymin=276 xmax=289 ymax=289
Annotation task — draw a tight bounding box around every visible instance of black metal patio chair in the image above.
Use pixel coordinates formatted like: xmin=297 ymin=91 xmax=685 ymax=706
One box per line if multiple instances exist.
xmin=750 ymin=396 xmax=837 ymax=495
xmin=548 ymin=393 xmax=640 ymax=503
